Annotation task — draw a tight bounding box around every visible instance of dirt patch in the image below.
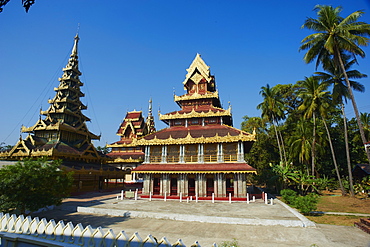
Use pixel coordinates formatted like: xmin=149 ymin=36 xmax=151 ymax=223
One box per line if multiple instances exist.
xmin=317 ymin=193 xmax=370 ymax=214
xmin=306 ymin=214 xmax=364 ymax=226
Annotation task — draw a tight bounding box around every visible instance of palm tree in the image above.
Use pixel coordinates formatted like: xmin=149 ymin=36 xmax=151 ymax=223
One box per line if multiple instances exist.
xmin=315 ymin=55 xmax=366 ymax=196
xmin=297 ymin=76 xmax=345 ymax=194
xmin=241 ymin=115 xmax=267 ymax=134
xmin=300 ymin=5 xmax=370 ymax=163
xmin=361 ymin=112 xmax=370 ymax=141
xmin=257 ymin=84 xmax=286 ymax=164
xmin=289 ymin=119 xmax=312 ymax=170
xmin=297 ymin=76 xmax=328 ymax=176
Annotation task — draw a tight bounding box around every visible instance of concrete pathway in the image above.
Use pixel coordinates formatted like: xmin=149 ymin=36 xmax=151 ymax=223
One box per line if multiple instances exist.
xmin=31 ymin=191 xmax=370 ymax=247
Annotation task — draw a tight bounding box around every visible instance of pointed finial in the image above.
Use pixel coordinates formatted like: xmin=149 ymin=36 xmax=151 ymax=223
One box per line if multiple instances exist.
xmin=76 ymin=23 xmax=80 ymax=36
xmin=148 ymin=98 xmax=153 ymax=116
xmin=71 ymin=32 xmax=80 ymax=57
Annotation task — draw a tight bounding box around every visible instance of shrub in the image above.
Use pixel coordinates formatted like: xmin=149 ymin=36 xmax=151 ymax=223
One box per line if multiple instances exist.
xmin=280 ymin=189 xmax=297 ymax=205
xmin=220 ymin=238 xmax=239 ymax=247
xmin=294 ymin=193 xmax=319 ymax=215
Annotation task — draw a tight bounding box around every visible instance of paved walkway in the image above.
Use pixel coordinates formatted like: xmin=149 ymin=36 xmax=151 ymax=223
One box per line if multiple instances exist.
xmin=32 ymin=191 xmax=370 ymax=247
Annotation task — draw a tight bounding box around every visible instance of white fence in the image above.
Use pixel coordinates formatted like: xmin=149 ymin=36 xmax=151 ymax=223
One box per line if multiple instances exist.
xmin=0 ymin=212 xmax=211 ymax=247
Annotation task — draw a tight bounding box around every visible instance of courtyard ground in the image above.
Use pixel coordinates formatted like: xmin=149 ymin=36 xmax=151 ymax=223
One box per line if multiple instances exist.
xmin=31 ymin=191 xmax=370 ymax=247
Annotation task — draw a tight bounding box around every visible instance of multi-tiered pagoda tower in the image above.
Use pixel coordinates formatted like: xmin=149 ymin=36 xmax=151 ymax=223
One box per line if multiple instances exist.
xmin=106 ymin=100 xmax=155 ymax=173
xmin=1 ymin=35 xmax=102 ymax=164
xmin=134 ymin=54 xmax=256 ymax=198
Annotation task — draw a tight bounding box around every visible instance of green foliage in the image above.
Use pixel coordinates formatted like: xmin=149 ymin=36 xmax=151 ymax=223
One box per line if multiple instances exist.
xmin=0 ymin=158 xmax=73 ymax=214
xmin=294 ymin=193 xmax=319 ymax=215
xmin=280 ymin=189 xmax=297 ymax=205
xmin=0 ymin=142 xmax=13 ymax=152
xmin=314 ymin=176 xmax=336 ymax=191
xmin=281 ymin=189 xmax=319 ymax=215
xmin=220 ymin=238 xmax=239 ymax=247
xmin=354 ymin=177 xmax=370 ymax=196
xmin=96 ymin=145 xmax=111 ymax=154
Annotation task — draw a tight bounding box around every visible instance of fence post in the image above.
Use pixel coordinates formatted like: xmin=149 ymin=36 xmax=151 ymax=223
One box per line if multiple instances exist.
xmin=265 ymin=192 xmax=268 ymax=204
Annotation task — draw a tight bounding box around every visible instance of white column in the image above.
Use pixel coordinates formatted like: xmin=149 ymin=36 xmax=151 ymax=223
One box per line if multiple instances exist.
xmin=198 ymin=144 xmax=204 ymax=163
xmin=237 ymin=141 xmax=245 ymax=162
xmin=179 ymin=145 xmax=185 ymax=163
xmin=217 ymin=143 xmax=223 ymax=163
xmin=195 ymin=174 xmax=199 ymax=197
xmin=161 ymin=146 xmax=167 ymax=163
xmin=144 ymin=146 xmax=150 ymax=163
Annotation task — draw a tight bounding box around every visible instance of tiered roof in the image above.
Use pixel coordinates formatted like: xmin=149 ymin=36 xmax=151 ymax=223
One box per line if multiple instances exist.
xmin=159 ymin=54 xmax=232 ymax=125
xmin=136 ymin=125 xmax=255 ymax=145
xmin=107 ymin=100 xmax=155 ymax=164
xmin=0 ymin=35 xmax=102 ymax=163
xmin=133 ymin=54 xmax=256 ymax=174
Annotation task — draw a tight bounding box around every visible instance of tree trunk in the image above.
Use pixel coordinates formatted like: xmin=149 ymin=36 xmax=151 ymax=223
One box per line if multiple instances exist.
xmin=277 ymin=126 xmax=288 ymax=166
xmin=336 ymin=49 xmax=370 ymax=164
xmin=272 ymin=115 xmax=283 ymax=164
xmin=311 ymin=112 xmax=316 ymax=177
xmin=342 ymin=104 xmax=354 ymax=196
xmin=322 ymin=116 xmax=346 ymax=195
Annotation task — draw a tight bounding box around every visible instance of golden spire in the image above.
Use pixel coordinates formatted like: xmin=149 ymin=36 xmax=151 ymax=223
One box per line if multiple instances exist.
xmin=71 ymin=34 xmax=79 ymax=57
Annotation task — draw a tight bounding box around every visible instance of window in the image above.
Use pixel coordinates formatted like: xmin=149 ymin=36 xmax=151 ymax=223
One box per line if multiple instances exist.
xmin=167 ymin=145 xmax=180 ymax=163
xmin=223 ymin=143 xmax=238 ymax=162
xmin=184 ymin=144 xmax=198 ymax=162
xmin=174 ymin=120 xmax=183 ymax=126
xmin=204 ymin=143 xmax=217 ymax=162
xmin=150 ymin=146 xmax=162 ymax=162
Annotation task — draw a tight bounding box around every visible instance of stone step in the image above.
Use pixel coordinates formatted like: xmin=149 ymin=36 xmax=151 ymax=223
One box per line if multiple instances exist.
xmin=354 ymin=221 xmax=370 ymax=235
xmin=360 ymin=218 xmax=370 ymax=227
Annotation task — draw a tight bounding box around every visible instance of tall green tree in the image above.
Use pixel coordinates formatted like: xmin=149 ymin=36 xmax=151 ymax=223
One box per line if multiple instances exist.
xmin=360 ymin=112 xmax=370 ymax=141
xmin=315 ymin=55 xmax=366 ymax=196
xmin=300 ymin=5 xmax=370 ymax=163
xmin=297 ymin=76 xmax=327 ymax=177
xmin=297 ymin=76 xmax=345 ymax=194
xmin=0 ymin=158 xmax=73 ymax=214
xmin=289 ymin=119 xmax=312 ymax=170
xmin=257 ymin=84 xmax=287 ymax=164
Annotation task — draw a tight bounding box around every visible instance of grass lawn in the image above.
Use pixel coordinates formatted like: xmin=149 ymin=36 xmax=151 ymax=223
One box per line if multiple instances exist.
xmin=305 ymin=191 xmax=370 ymax=226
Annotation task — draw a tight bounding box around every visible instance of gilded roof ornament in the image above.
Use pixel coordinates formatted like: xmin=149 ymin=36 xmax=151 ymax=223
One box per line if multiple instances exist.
xmin=159 ymin=107 xmax=231 ymax=120
xmin=182 ymin=54 xmax=212 ymax=85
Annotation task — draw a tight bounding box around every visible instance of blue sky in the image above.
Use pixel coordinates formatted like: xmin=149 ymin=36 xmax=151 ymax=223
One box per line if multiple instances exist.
xmin=1 ymin=0 xmax=370 ymax=147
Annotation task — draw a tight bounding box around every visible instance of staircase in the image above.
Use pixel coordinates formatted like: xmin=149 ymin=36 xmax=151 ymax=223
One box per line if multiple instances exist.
xmin=355 ymin=218 xmax=370 ymax=234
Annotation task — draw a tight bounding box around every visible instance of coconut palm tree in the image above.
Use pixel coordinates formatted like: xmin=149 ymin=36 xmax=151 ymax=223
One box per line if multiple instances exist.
xmin=297 ymin=76 xmax=330 ymax=176
xmin=297 ymin=76 xmax=345 ymax=194
xmin=289 ymin=119 xmax=312 ymax=170
xmin=300 ymin=5 xmax=370 ymax=163
xmin=257 ymin=84 xmax=286 ymax=164
xmin=315 ymin=54 xmax=366 ymax=196
xmin=361 ymin=112 xmax=370 ymax=141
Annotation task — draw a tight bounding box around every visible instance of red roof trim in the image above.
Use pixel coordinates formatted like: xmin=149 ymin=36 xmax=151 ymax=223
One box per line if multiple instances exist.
xmin=133 ymin=163 xmax=256 ymax=172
